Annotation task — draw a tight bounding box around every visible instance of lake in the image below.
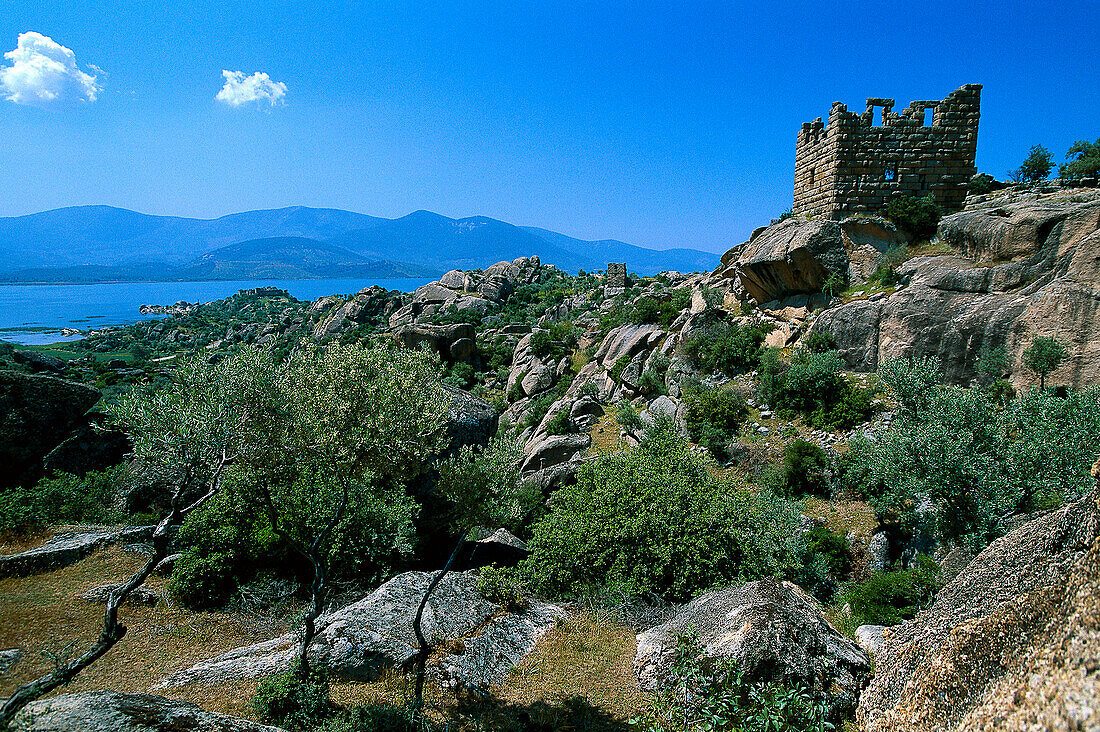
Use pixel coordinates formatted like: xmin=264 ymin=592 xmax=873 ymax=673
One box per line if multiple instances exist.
xmin=0 ymin=278 xmax=435 ymax=345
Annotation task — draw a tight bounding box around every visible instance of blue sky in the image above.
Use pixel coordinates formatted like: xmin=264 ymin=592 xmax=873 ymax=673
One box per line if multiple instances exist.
xmin=1 ymin=1 xmax=1096 ymax=254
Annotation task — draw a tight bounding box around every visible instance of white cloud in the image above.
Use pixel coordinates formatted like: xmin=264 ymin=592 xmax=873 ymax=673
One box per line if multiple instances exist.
xmin=0 ymin=32 xmax=101 ymax=105
xmin=216 ymin=70 xmax=287 ymax=108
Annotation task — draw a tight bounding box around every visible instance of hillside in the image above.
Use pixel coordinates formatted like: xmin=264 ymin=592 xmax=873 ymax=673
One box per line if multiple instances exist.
xmin=0 ymin=205 xmax=715 ymax=280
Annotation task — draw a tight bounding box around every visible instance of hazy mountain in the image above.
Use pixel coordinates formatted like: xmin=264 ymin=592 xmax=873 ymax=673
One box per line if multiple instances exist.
xmin=0 ymin=205 xmax=717 ymax=281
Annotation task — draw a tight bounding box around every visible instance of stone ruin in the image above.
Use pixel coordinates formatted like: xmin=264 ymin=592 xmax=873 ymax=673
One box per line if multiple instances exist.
xmin=606 ymin=262 xmax=627 ymax=288
xmin=793 ymin=84 xmax=981 ymax=219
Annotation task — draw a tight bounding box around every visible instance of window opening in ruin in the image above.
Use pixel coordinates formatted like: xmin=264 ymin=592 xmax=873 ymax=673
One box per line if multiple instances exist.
xmin=922 ymin=108 xmax=933 ymax=127
xmin=919 ymin=174 xmax=928 ymax=190
xmin=874 ymin=107 xmax=885 ymax=126
xmin=809 ymin=167 xmax=816 ymax=184
xmin=885 ymin=167 xmax=897 ymax=182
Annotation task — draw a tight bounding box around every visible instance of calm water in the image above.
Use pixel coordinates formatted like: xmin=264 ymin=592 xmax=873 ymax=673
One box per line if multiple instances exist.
xmin=0 ymin=278 xmax=434 ymax=345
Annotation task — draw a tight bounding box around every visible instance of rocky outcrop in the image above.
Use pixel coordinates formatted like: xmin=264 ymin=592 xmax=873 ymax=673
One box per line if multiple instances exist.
xmin=81 ymin=583 xmax=160 ymax=606
xmin=635 ymin=578 xmax=870 ymax=720
xmin=724 ymin=218 xmax=850 ymax=303
xmin=394 ymin=323 xmax=477 ymax=362
xmin=160 ymin=570 xmax=563 ymax=690
xmin=0 ymin=372 xmax=100 ymax=487
xmin=857 ymin=483 xmax=1100 ymax=731
xmin=8 ymin=691 xmax=284 ymax=732
xmin=441 ymin=386 xmax=498 ymax=455
xmin=0 ymin=526 xmax=153 ymax=579
xmin=41 ymin=419 xmax=129 ymax=478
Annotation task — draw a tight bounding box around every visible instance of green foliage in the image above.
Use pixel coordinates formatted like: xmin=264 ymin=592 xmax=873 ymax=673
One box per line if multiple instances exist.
xmin=778 ymin=439 xmax=830 ymax=497
xmin=1060 ymin=138 xmax=1100 ymax=180
xmin=868 ymin=245 xmax=909 ymax=287
xmin=543 ymin=408 xmax=574 ymax=435
xmin=683 ymin=385 xmax=748 ymax=460
xmin=635 ymin=633 xmax=834 ymax=732
xmin=1023 ymin=335 xmax=1067 ymax=389
xmin=770 ymin=209 xmax=796 ymax=225
xmin=761 ymin=351 xmax=872 ymax=431
xmin=1009 ymin=144 xmax=1054 ymax=183
xmin=529 ymin=329 xmax=554 ymax=358
xmin=609 ymin=354 xmax=633 ymax=382
xmin=252 ymin=669 xmax=333 ymax=731
xmin=0 ymin=467 xmax=122 ymax=538
xmin=442 ymin=361 xmax=475 ymax=389
xmin=968 ymin=172 xmax=996 ymax=194
xmin=435 ymin=429 xmax=535 ymax=535
xmin=523 ymin=420 xmax=806 ymax=602
xmin=616 ymin=400 xmax=643 ymax=430
xmin=637 ymin=367 xmax=668 ymax=397
xmin=805 ymin=525 xmax=851 ymax=579
xmin=801 ymin=330 xmax=836 ymax=355
xmin=681 ymin=319 xmax=774 ymax=376
xmin=842 ymin=358 xmax=1100 ymax=548
xmin=840 ymin=555 xmax=939 ymax=627
xmin=821 ymin=272 xmax=845 ymax=299
xmin=475 ymin=564 xmax=528 ymax=611
xmin=883 ymin=194 xmax=941 ymax=239
xmin=600 ymin=290 xmax=691 ymax=332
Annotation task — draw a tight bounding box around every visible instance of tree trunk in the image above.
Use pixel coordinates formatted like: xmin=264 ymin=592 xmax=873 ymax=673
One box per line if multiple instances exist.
xmin=411 ymin=533 xmax=468 ymax=715
xmin=0 ymin=469 xmax=225 ymax=729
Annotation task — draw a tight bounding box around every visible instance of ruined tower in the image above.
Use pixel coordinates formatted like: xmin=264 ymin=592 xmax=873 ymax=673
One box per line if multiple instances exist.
xmin=793 ymin=84 xmax=981 ymax=219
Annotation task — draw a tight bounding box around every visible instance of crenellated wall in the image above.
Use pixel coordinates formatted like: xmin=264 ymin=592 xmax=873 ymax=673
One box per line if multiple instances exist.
xmin=793 ymin=84 xmax=981 ymax=220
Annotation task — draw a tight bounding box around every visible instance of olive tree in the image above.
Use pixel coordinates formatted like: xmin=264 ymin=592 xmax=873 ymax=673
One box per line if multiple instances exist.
xmin=237 ymin=341 xmax=452 ymax=677
xmin=0 ymin=351 xmax=266 ymax=727
xmin=1023 ymin=336 xmax=1067 ymax=390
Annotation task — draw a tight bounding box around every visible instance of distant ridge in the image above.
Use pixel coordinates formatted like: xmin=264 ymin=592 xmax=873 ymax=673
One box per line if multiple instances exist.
xmin=0 ymin=205 xmax=716 ymax=282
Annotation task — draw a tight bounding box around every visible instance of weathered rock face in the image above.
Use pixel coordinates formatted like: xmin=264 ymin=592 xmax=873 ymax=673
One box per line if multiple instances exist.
xmin=810 ymin=189 xmax=1100 ymax=388
xmin=0 ymin=372 xmax=100 ymax=487
xmin=42 ymin=420 xmax=129 ymax=478
xmin=161 ymin=571 xmax=563 ymax=691
xmin=441 ymin=386 xmax=498 ymax=456
xmin=857 ymin=485 xmax=1100 ymax=732
xmin=725 ymin=219 xmax=850 ymax=303
xmin=394 ymin=323 xmax=477 ymax=362
xmin=635 ymin=578 xmax=870 ymax=720
xmin=9 ymin=691 xmax=284 ymax=732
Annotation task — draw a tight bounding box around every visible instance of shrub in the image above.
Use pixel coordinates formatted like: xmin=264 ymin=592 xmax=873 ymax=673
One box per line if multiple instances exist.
xmin=475 ymin=564 xmax=528 ymax=611
xmin=801 ymin=330 xmax=836 ymax=354
xmin=968 ymin=172 xmax=996 ymax=194
xmin=0 ymin=467 xmax=121 ymax=538
xmin=523 ymin=420 xmax=806 ymax=602
xmin=869 ymin=245 xmax=909 ymax=287
xmin=252 ymin=669 xmax=333 ymax=731
xmin=609 ymin=354 xmax=633 ymax=382
xmin=615 ymin=400 xmax=643 ymax=430
xmin=883 ymin=194 xmax=941 ymax=239
xmin=442 ymin=361 xmax=474 ymax=389
xmin=779 ymin=439 xmax=830 ymax=497
xmin=683 ymin=386 xmax=748 ymax=460
xmin=681 ymin=319 xmax=774 ymax=376
xmin=543 ymin=408 xmax=573 ymax=435
xmin=635 ymin=633 xmax=833 ymax=732
xmin=529 ymin=329 xmax=554 ymax=358
xmin=840 ymin=555 xmax=939 ymax=627
xmin=842 ymin=359 xmax=1100 ymax=549
xmin=805 ymin=525 xmax=851 ymax=579
xmin=761 ymin=351 xmax=872 ymax=431
xmin=1060 ymin=138 xmax=1100 ymax=181
xmin=637 ymin=367 xmax=667 ymax=397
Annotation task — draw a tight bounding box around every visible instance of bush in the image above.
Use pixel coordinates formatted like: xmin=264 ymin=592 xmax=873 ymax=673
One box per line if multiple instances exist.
xmin=805 ymin=525 xmax=851 ymax=579
xmin=761 ymin=351 xmax=872 ymax=431
xmin=840 ymin=555 xmax=939 ymax=627
xmin=529 ymin=329 xmax=554 ymax=358
xmin=1008 ymin=144 xmax=1053 ymax=184
xmin=1060 ymin=138 xmax=1100 ymax=181
xmin=0 ymin=467 xmax=121 ymax=538
xmin=969 ymin=172 xmax=996 ymax=194
xmin=252 ymin=669 xmax=333 ymax=731
xmin=681 ymin=319 xmax=774 ymax=376
xmin=883 ymin=194 xmax=941 ymax=239
xmin=801 ymin=330 xmax=836 ymax=354
xmin=683 ymin=386 xmax=748 ymax=460
xmin=523 ymin=420 xmax=806 ymax=602
xmin=779 ymin=439 xmax=830 ymax=497
xmin=636 ymin=633 xmax=833 ymax=732
xmin=475 ymin=564 xmax=528 ymax=611
xmin=615 ymin=400 xmax=643 ymax=430
xmin=842 ymin=359 xmax=1100 ymax=549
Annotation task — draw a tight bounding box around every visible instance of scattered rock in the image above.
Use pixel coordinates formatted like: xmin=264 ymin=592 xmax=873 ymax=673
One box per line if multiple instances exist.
xmin=0 ymin=526 xmax=153 ymax=579
xmin=160 ymin=571 xmax=562 ymax=690
xmin=635 ymin=577 xmax=870 ymax=720
xmin=8 ymin=691 xmax=284 ymax=732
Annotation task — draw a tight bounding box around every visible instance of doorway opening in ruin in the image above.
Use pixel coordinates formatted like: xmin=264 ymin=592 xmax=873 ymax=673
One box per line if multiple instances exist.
xmin=922 ymin=108 xmax=933 ymax=127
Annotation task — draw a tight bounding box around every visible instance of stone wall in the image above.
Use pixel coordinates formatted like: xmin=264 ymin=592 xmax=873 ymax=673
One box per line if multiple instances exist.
xmin=794 ymin=84 xmax=981 ymax=220
xmin=606 ymin=262 xmax=627 ymax=288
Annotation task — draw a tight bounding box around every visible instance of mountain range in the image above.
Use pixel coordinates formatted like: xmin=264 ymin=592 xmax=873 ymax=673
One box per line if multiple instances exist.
xmin=0 ymin=205 xmax=718 ymax=283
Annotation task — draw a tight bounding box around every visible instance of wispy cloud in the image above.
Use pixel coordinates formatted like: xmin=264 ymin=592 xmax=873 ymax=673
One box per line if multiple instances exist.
xmin=216 ymin=70 xmax=287 ymax=108
xmin=0 ymin=32 xmax=101 ymax=106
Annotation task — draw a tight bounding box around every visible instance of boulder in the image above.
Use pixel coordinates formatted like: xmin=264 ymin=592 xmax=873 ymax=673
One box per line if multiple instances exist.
xmin=81 ymin=584 xmax=160 ymax=606
xmin=0 ymin=647 xmax=23 ymax=676
xmin=0 ymin=372 xmax=100 ymax=487
xmin=726 ymin=218 xmax=849 ymax=303
xmin=8 ymin=691 xmax=283 ymax=732
xmin=394 ymin=323 xmax=476 ymax=362
xmin=521 ymin=433 xmax=591 ymax=474
xmin=854 ymin=625 xmax=887 ymax=656
xmin=42 ymin=421 xmax=129 ymax=478
xmin=635 ymin=577 xmax=870 ymax=720
xmin=160 ymin=571 xmax=563 ymax=691
xmin=441 ymin=386 xmax=497 ymax=455
xmin=462 ymin=528 xmax=530 ymax=569
xmin=808 ymin=189 xmax=1100 ymax=389
xmin=12 ymin=349 xmax=66 ymax=373
xmin=0 ymin=526 xmax=153 ymax=579
xmin=856 ymin=483 xmax=1100 ymax=732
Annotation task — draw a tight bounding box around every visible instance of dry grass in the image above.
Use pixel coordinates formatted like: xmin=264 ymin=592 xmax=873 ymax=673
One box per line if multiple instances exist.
xmin=0 ymin=544 xmax=299 ymax=720
xmin=1 ymin=546 xmax=643 ymax=729
xmin=803 ymin=497 xmax=878 ymax=540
